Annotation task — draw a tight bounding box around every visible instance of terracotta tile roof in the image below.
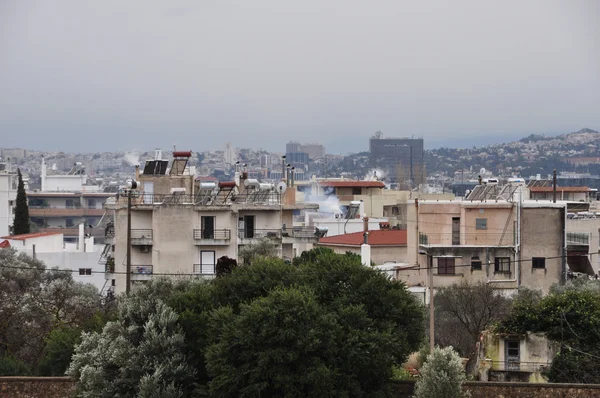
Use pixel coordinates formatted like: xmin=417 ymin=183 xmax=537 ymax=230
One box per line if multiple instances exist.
xmin=317 ymin=229 xmax=407 ymax=247
xmin=529 ymin=186 xmax=590 ymax=193
xmin=1 ymin=231 xmax=64 ymax=241
xmin=0 ymin=240 xmax=10 ymax=248
xmin=319 ymin=180 xmax=385 ymax=188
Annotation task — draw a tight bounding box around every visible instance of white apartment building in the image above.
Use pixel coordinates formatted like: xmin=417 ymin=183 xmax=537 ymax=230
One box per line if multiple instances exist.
xmin=0 ymin=161 xmax=18 ymax=237
xmin=103 ymin=153 xmax=319 ymax=295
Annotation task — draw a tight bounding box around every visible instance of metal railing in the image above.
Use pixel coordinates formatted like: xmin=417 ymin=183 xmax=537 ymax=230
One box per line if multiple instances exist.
xmin=282 ymin=226 xmax=316 ymax=238
xmin=193 ymin=229 xmax=231 ymax=240
xmin=130 ymin=229 xmax=153 ymax=240
xmin=238 ymin=229 xmax=282 ymax=239
xmin=132 ymin=265 xmax=153 ymax=275
xmin=419 ymin=232 xmax=513 ymax=246
xmin=489 ymin=360 xmax=551 ymax=372
xmin=105 ymin=225 xmax=115 ymax=238
xmin=193 ymin=264 xmax=215 ymax=275
xmin=567 ymin=232 xmax=589 ymax=245
xmin=114 ymin=191 xmax=281 ymax=206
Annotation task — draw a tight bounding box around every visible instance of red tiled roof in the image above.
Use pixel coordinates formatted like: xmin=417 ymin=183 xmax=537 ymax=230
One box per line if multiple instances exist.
xmin=0 ymin=240 xmax=10 ymax=248
xmin=319 ymin=180 xmax=385 ymax=188
xmin=317 ymin=229 xmax=407 ymax=247
xmin=1 ymin=231 xmax=64 ymax=241
xmin=529 ymin=186 xmax=590 ymax=193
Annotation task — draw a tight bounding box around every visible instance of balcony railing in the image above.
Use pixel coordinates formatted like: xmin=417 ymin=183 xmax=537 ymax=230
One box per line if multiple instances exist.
xmin=567 ymin=232 xmax=589 ymax=245
xmin=419 ymin=232 xmax=513 ymax=246
xmin=193 ymin=263 xmax=215 ymax=275
xmin=130 ymin=229 xmax=153 ymax=240
xmin=281 ymin=226 xmax=317 ymax=238
xmin=105 ymin=224 xmax=115 ymax=238
xmin=238 ymin=229 xmax=281 ymax=239
xmin=193 ymin=229 xmax=231 ymax=240
xmin=132 ymin=265 xmax=153 ymax=275
xmin=113 ymin=191 xmax=281 ymax=206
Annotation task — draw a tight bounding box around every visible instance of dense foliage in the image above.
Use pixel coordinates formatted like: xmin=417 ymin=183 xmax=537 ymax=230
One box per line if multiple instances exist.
xmin=71 ymin=248 xmax=424 ymax=397
xmin=0 ymin=248 xmax=106 ymax=375
xmin=12 ymin=169 xmax=30 ymax=235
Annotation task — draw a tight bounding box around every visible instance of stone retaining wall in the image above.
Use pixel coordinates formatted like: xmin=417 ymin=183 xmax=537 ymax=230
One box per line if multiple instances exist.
xmin=0 ymin=377 xmax=75 ymax=398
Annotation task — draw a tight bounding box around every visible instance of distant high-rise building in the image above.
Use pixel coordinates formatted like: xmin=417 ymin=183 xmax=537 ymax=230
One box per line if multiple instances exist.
xmin=224 ymin=142 xmax=237 ymax=165
xmin=286 ymin=152 xmax=310 ymax=166
xmin=301 ymin=143 xmax=325 ymax=159
xmin=286 ymin=141 xmax=302 ymax=154
xmin=260 ymin=154 xmax=271 ymax=168
xmin=369 ymin=136 xmax=424 ymax=186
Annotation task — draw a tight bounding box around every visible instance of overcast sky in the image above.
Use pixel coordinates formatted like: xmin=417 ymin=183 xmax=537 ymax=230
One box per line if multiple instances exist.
xmin=1 ymin=0 xmax=599 ymax=154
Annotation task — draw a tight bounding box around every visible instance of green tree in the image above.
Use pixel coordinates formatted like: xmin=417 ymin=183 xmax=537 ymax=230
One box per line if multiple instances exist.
xmin=414 ymin=346 xmax=467 ymax=398
xmin=12 ymin=169 xmax=30 ymax=235
xmin=171 ymin=248 xmax=424 ymax=396
xmin=215 ymin=256 xmax=237 ymax=277
xmin=237 ymin=237 xmax=278 ymax=265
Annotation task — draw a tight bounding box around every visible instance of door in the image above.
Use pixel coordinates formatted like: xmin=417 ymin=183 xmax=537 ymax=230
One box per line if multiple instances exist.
xmin=452 ymin=217 xmax=460 ymax=245
xmin=505 ymin=339 xmax=520 ymax=371
xmin=244 ymin=215 xmax=255 ymax=238
xmin=143 ymin=182 xmax=154 ymax=204
xmin=200 ymin=250 xmax=215 ymax=274
xmin=202 ymin=216 xmax=215 ymax=239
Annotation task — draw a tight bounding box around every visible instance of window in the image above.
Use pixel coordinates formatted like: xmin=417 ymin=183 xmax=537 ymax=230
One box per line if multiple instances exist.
xmin=352 ymin=187 xmax=362 ymax=195
xmin=78 ymin=268 xmax=92 ymax=276
xmin=65 ymin=218 xmax=74 ymax=227
xmin=532 ymin=257 xmax=546 ymax=269
xmin=392 ymin=206 xmax=399 ymax=216
xmin=471 ymin=256 xmax=482 ymax=270
xmin=495 ymin=257 xmax=511 ymax=274
xmin=66 ymin=199 xmax=75 ymax=208
xmin=88 ymin=199 xmax=96 ymax=209
xmin=437 ymin=258 xmax=455 ymax=275
xmin=111 ymin=279 xmax=116 ymax=286
xmin=476 ymin=218 xmax=487 ymax=230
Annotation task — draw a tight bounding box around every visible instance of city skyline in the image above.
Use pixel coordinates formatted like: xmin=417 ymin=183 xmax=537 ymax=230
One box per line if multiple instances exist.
xmin=1 ymin=1 xmax=599 ymax=153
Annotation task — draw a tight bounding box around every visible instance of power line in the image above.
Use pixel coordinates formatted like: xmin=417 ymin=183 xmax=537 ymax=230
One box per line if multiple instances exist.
xmin=0 ymin=252 xmax=597 ymax=277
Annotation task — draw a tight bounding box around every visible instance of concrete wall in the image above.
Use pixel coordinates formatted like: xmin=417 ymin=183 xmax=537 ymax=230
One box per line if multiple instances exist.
xmin=43 ymin=175 xmax=87 ymax=192
xmin=0 ymin=377 xmax=75 ymax=398
xmin=390 ymin=380 xmax=600 ymax=398
xmin=6 ymin=234 xmax=64 ymax=253
xmin=520 ymin=207 xmax=564 ymax=294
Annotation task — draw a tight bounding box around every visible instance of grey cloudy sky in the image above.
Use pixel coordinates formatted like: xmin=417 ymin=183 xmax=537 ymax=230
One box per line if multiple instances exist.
xmin=1 ymin=0 xmax=599 ymax=154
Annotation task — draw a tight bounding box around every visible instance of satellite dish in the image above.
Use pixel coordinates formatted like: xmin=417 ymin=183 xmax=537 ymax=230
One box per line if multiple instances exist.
xmin=277 ymin=181 xmax=287 ymax=194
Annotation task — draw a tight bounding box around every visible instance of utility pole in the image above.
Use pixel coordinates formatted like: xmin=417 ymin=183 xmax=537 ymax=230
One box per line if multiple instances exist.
xmin=429 ymin=253 xmax=434 ymax=353
xmin=126 ymin=189 xmax=132 ymax=295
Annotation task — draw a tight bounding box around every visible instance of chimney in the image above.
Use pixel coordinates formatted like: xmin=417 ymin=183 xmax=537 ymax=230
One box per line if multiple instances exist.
xmin=478 ymin=175 xmax=482 ymax=185
xmin=363 ymin=216 xmax=369 ymax=234
xmin=290 ymin=167 xmax=295 ymax=187
xmin=281 ymin=156 xmax=286 ymax=181
xmin=78 ymin=223 xmax=85 ymax=253
xmin=135 ymin=164 xmax=140 ymax=181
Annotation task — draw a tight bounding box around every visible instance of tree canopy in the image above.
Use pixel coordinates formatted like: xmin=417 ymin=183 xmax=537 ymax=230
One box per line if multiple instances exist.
xmin=70 ymin=248 xmax=425 ymax=397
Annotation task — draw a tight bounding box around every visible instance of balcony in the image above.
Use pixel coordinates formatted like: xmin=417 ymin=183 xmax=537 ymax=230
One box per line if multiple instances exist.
xmin=419 ymin=232 xmax=514 ymax=247
xmin=130 ymin=229 xmax=153 ymax=245
xmin=193 ymin=229 xmax=231 ymax=245
xmin=28 ymin=206 xmax=105 ymax=217
xmin=131 ymin=265 xmax=153 ymax=281
xmin=281 ymin=226 xmax=320 ymax=243
xmin=193 ymin=263 xmax=216 ymax=276
xmin=238 ymin=229 xmax=281 ymax=244
xmin=567 ymin=232 xmax=589 ymax=246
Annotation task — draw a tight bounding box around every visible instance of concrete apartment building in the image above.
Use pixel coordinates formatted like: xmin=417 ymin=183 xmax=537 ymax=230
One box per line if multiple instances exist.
xmin=400 ymin=185 xmax=567 ymax=295
xmin=103 ymin=151 xmax=319 ymax=294
xmin=28 ymin=158 xmax=114 ymax=242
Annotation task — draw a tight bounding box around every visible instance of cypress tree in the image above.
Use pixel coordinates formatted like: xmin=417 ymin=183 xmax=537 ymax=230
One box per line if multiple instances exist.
xmin=12 ymin=169 xmax=30 ymax=235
